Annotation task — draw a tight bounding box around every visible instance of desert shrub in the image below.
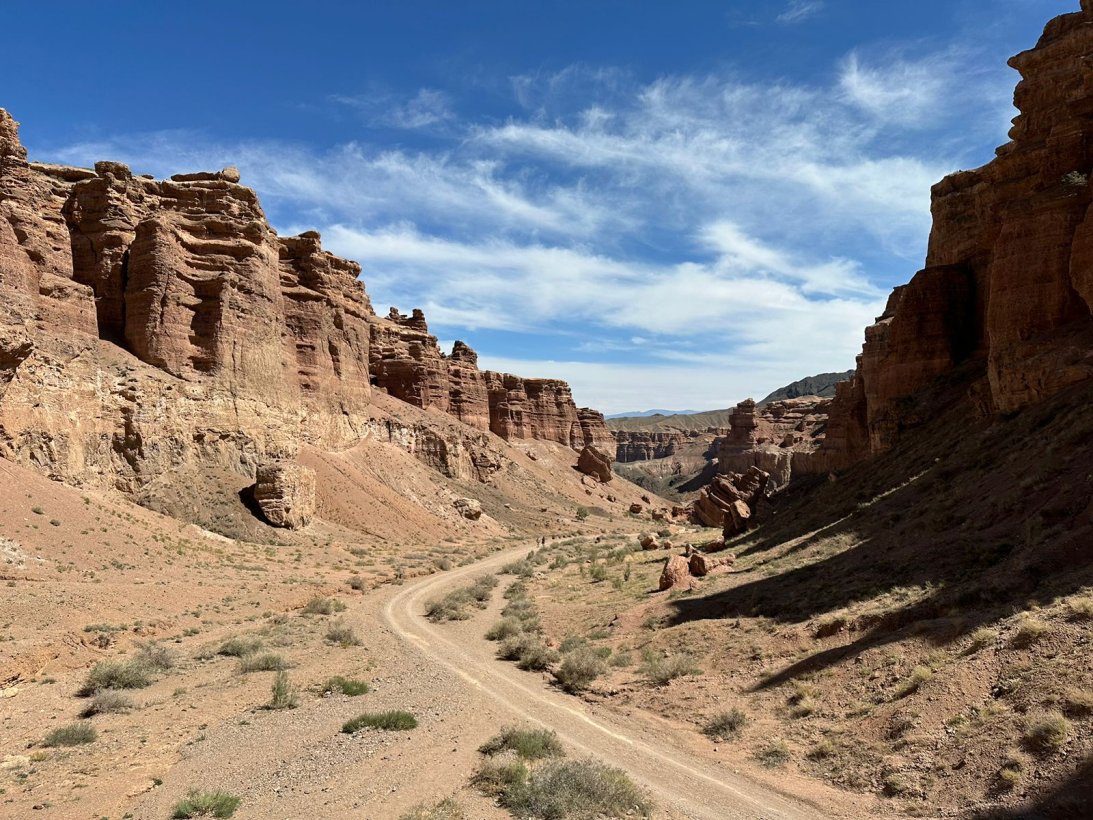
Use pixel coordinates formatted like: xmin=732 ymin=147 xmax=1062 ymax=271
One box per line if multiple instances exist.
xmin=135 ymin=640 xmax=175 ymax=671
xmin=576 ymin=507 xmax=590 ymax=521
xmin=1012 ymin=615 xmax=1050 ymax=647
xmin=238 ymin=653 xmax=288 ymax=673
xmin=171 ymin=790 xmax=240 ymax=818
xmin=479 ymin=727 xmax=565 ymax=761
xmin=400 ymin=799 xmax=465 ymax=820
xmin=502 ymin=598 xmax=540 ymax=627
xmin=641 ymin=653 xmax=700 ymax=686
xmin=342 ymin=710 xmax=418 ymax=733
xmin=967 ymin=627 xmax=997 ymax=653
xmin=469 ymin=575 xmax=499 ymax=601
xmin=318 ymin=676 xmax=370 ymax=696
xmin=808 ymin=739 xmax=837 ymax=760
xmin=43 ymin=722 xmax=96 ymax=747
xmin=894 ymin=666 xmax=933 ymax=698
xmin=267 ymin=671 xmax=298 ymax=710
xmin=755 ymin=740 xmax=791 ymax=768
xmin=498 ymin=632 xmax=539 ymax=661
xmin=502 ymin=559 xmax=535 ymax=578
xmin=1063 ymin=687 xmax=1093 ymax=717
xmin=501 ymin=758 xmax=652 ymax=818
xmin=609 ymin=651 xmax=633 ymax=668
xmin=702 ymin=709 xmax=746 ymax=740
xmin=302 ymin=596 xmax=347 ymax=615
xmin=589 ymin=564 xmax=608 ymax=583
xmin=516 ymin=641 xmax=560 ymax=672
xmin=554 ymin=648 xmax=607 ymax=693
xmin=486 ymin=617 xmax=524 ymax=641
xmin=78 ymin=660 xmax=152 ymax=695
xmin=425 ymin=593 xmax=473 ymax=622
xmin=325 ymin=620 xmax=362 ymax=647
xmin=883 ymin=772 xmax=914 ymax=796
xmin=473 ymin=755 xmax=530 ymax=796
xmin=504 ymin=580 xmax=529 ymax=599
xmin=348 ymin=576 xmax=366 ymax=591
xmin=80 ymin=690 xmax=134 ymax=717
xmin=1023 ymin=711 xmax=1070 ymax=755
xmin=217 ymin=637 xmax=263 ymax=657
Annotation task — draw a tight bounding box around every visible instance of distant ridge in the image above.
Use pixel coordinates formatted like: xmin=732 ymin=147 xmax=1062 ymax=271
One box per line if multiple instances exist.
xmin=757 ymin=370 xmax=853 ymax=406
xmin=605 ymin=409 xmax=700 ymax=419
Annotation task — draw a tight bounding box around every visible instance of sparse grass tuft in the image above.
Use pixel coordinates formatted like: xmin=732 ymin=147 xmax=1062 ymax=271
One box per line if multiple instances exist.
xmin=755 ymin=740 xmax=791 ymax=768
xmin=997 ymin=750 xmax=1029 ymax=792
xmin=1012 ymin=615 xmax=1050 ymax=648
xmin=1023 ymin=711 xmax=1070 ymax=756
xmin=554 ymin=648 xmax=607 ymax=693
xmin=473 ymin=755 xmax=530 ymax=796
xmin=500 ymin=758 xmax=652 ymax=818
xmin=238 ymin=653 xmax=288 ymax=673
xmin=78 ymin=660 xmax=152 ymax=696
xmin=302 ymin=596 xmax=347 ymax=615
xmin=80 ymin=690 xmax=134 ymax=717
xmin=342 ymin=710 xmax=418 ymax=733
xmin=171 ymin=789 xmax=241 ymax=818
xmin=318 ymin=676 xmax=370 ymax=696
xmin=399 ymin=799 xmax=465 ymax=820
xmin=641 ymin=652 xmax=701 ymax=687
xmin=702 ymin=709 xmax=746 ymax=740
xmin=479 ymin=727 xmax=565 ymax=761
xmin=266 ymin=671 xmax=298 ymax=710
xmin=894 ymin=666 xmax=933 ymax=699
xmin=1066 ymin=595 xmax=1093 ymax=622
xmin=967 ymin=626 xmax=997 ymax=653
xmin=43 ymin=722 xmax=97 ymax=747
xmin=217 ymin=637 xmax=262 ymax=657
xmin=325 ymin=620 xmax=362 ymax=647
xmin=1063 ymin=687 xmax=1093 ymax=717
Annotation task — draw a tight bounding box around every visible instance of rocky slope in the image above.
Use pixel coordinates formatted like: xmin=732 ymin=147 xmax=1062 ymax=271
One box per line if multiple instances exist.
xmin=0 ymin=108 xmax=613 ymax=521
xmin=758 ymin=370 xmax=853 ymax=405
xmin=809 ymin=5 xmax=1093 ymax=471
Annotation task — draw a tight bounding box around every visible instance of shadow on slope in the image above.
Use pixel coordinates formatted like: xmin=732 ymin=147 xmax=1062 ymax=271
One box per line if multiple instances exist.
xmin=667 ymin=370 xmax=1093 ymax=690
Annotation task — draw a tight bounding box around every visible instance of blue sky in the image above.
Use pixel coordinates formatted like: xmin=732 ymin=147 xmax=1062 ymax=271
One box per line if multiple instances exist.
xmin=2 ymin=0 xmax=1076 ymax=413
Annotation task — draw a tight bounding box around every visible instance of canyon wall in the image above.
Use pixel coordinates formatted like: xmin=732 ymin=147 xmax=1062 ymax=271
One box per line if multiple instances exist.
xmin=812 ymin=5 xmax=1093 ymax=470
xmin=0 ymin=108 xmax=609 ymax=498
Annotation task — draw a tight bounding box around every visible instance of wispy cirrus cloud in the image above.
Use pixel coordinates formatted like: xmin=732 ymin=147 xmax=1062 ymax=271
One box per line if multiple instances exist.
xmin=40 ymin=40 xmax=1016 ymax=411
xmin=777 ymin=1 xmax=825 ymax=24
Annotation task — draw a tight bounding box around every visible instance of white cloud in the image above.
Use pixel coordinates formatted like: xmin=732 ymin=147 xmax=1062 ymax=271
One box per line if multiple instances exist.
xmin=777 ymin=1 xmax=825 ymax=24
xmin=332 ymin=88 xmax=456 ymax=130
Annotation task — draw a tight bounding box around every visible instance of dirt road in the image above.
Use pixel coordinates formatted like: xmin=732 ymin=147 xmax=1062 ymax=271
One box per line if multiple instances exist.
xmin=383 ymin=544 xmax=835 ymax=820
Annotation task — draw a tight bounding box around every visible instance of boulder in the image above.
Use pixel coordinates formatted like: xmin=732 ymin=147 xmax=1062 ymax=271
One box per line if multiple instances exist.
xmin=629 ymin=503 xmax=643 ymax=514
xmin=689 ymin=551 xmax=735 ymax=577
xmin=453 ymin=498 xmax=483 ymax=520
xmin=253 ymin=463 xmax=315 ymax=529
xmin=659 ymin=554 xmax=691 ymax=591
xmin=577 ymin=445 xmax=613 ymax=483
xmin=638 ymin=532 xmax=657 ymax=550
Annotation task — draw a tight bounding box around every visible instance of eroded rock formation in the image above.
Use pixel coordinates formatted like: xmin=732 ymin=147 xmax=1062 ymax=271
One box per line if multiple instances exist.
xmin=253 ymin=462 xmax=315 ymax=529
xmin=0 ymin=107 xmax=613 ymax=505
xmin=812 ymin=6 xmax=1093 ymax=468
xmin=718 ymin=396 xmax=831 ymax=489
xmin=577 ymin=445 xmax=613 ymax=483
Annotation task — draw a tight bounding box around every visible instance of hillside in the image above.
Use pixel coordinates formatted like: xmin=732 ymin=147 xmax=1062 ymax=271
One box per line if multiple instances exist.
xmin=758 ymin=370 xmax=853 ymax=405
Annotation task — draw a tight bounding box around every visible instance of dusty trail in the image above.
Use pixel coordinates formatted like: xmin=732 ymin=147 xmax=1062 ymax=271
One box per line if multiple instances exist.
xmin=384 ymin=543 xmax=832 ymax=820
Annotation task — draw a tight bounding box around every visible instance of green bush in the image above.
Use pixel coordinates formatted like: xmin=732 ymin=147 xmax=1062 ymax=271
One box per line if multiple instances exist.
xmin=78 ymin=660 xmax=152 ymax=696
xmin=479 ymin=727 xmax=565 ymax=761
xmin=486 ymin=617 xmax=525 ymax=641
xmin=318 ymin=676 xmax=370 ymax=696
xmin=702 ymin=709 xmax=746 ymax=740
xmin=171 ymin=790 xmax=241 ymax=818
xmin=43 ymin=722 xmax=97 ymax=747
xmin=267 ymin=671 xmax=298 ymax=710
xmin=502 ymin=758 xmax=652 ymax=818
xmin=342 ymin=710 xmax=418 ymax=733
xmin=554 ymin=648 xmax=607 ymax=693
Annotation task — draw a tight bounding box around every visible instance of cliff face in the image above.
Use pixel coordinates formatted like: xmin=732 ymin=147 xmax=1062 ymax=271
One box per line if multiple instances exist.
xmin=613 ymin=430 xmax=694 ymax=462
xmin=815 ymin=5 xmax=1093 ymax=469
xmin=0 ymin=108 xmax=610 ymax=498
xmin=718 ymin=397 xmax=831 ymax=489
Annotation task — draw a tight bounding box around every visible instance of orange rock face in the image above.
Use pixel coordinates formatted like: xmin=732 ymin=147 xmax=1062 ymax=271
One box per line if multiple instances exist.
xmin=815 ymin=7 xmax=1093 ymax=468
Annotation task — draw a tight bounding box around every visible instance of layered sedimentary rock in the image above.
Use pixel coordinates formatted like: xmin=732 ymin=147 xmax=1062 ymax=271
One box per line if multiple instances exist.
xmin=253 ymin=462 xmax=316 ymax=529
xmin=693 ymin=465 xmax=770 ymax=535
xmin=576 ymin=445 xmax=613 ymax=483
xmin=613 ymin=430 xmax=697 ymax=462
xmin=367 ymin=307 xmax=613 ymax=451
xmin=0 ymin=107 xmax=613 ymax=503
xmin=718 ymin=397 xmax=830 ymax=489
xmin=813 ymin=5 xmax=1093 ymax=468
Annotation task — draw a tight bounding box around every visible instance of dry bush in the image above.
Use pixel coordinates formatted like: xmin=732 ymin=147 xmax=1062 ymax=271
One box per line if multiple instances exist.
xmin=702 ymin=709 xmax=746 ymax=740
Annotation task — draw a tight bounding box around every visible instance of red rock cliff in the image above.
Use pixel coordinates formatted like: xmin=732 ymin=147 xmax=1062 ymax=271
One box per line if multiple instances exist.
xmin=814 ymin=4 xmax=1093 ymax=469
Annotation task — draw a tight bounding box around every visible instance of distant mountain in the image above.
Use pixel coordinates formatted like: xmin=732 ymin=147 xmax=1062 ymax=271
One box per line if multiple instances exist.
xmin=606 ymin=408 xmax=734 ymax=432
xmin=605 ymin=409 xmax=701 ymax=419
xmin=758 ymin=370 xmax=854 ymax=405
